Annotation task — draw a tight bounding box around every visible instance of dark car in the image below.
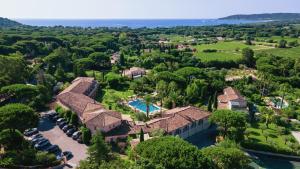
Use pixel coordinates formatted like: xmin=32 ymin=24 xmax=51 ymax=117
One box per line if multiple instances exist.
xmin=77 ymin=136 xmax=83 ymax=144
xmin=62 ymin=151 xmax=73 ymax=160
xmin=31 ymin=137 xmax=46 ymax=145
xmin=62 ymin=125 xmax=73 ymax=132
xmin=48 ymin=111 xmax=58 ymax=119
xmin=58 ymin=121 xmax=68 ymax=129
xmin=31 ymin=133 xmax=43 ymax=140
xmin=72 ymin=131 xmax=81 ymax=140
xmin=66 ymin=128 xmax=76 ymax=137
xmin=24 ymin=128 xmax=38 ymax=136
xmin=35 ymin=140 xmax=50 ymax=150
xmin=56 ymin=118 xmax=65 ymax=125
xmin=46 ymin=145 xmax=60 ymax=153
xmin=52 ymin=115 xmax=59 ymax=121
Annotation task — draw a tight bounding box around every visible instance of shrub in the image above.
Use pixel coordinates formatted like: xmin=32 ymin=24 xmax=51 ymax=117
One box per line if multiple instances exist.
xmin=81 ymin=127 xmax=92 ymax=145
xmin=202 ymin=49 xmax=217 ymax=53
xmin=36 ymin=151 xmax=59 ymax=166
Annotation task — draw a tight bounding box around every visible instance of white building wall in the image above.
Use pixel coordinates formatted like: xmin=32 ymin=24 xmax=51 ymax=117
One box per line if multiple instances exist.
xmin=173 ymin=118 xmax=210 ymax=139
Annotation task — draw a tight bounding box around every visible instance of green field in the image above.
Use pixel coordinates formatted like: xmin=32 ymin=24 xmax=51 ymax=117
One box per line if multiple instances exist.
xmin=159 ymin=34 xmax=194 ymax=43
xmin=195 ymin=41 xmax=271 ymax=62
xmin=257 ymin=46 xmax=300 ymax=58
xmin=256 ymin=36 xmax=299 ymax=43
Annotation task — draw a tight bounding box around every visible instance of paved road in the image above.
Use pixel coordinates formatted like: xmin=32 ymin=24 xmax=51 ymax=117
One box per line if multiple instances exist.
xmin=38 ymin=116 xmax=88 ymax=168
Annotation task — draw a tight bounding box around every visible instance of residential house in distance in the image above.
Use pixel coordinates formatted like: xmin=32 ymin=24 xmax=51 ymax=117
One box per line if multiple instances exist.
xmin=56 ymin=77 xmax=122 ymax=134
xmin=124 ymin=67 xmax=146 ymax=79
xmin=111 ymin=52 xmax=120 ymax=65
xmin=217 ymin=87 xmax=248 ymax=112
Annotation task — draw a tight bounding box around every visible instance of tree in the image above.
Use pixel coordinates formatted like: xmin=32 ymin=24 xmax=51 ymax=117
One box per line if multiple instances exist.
xmin=263 ymin=131 xmax=270 ymax=141
xmin=210 ymin=110 xmax=247 ymax=142
xmin=207 ymin=96 xmax=213 ymax=112
xmin=54 ymin=63 xmax=66 ymax=81
xmin=0 ymin=129 xmax=24 ymax=150
xmin=186 ymin=82 xmax=200 ymax=103
xmin=140 ymin=128 xmax=144 ymax=142
xmin=278 ymin=39 xmax=287 ymax=48
xmin=65 ymin=110 xmax=72 ymax=122
xmin=245 ymin=36 xmax=252 ymax=45
xmin=213 ymin=91 xmax=218 ymax=110
xmin=88 ymin=131 xmax=110 ymax=165
xmin=259 ymin=125 xmax=267 ymax=133
xmin=242 ymin=48 xmax=255 ymax=67
xmin=156 ymin=80 xmax=167 ymax=111
xmin=144 ymin=95 xmax=152 ymax=118
xmin=279 ymin=83 xmax=292 ymax=109
xmin=119 ymin=52 xmax=125 ymax=66
xmin=81 ymin=127 xmax=92 ymax=145
xmin=135 ymin=136 xmax=213 ymax=169
xmin=0 ymin=103 xmax=39 ymax=132
xmin=70 ymin=112 xmax=79 ymax=127
xmin=259 ymin=107 xmax=274 ymax=128
xmin=202 ymin=145 xmax=251 ymax=169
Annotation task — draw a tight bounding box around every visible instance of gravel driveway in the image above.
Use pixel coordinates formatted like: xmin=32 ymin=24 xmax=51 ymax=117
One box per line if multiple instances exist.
xmin=38 ymin=116 xmax=88 ymax=168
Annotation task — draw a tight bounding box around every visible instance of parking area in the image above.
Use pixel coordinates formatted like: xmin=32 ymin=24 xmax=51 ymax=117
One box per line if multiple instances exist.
xmin=38 ymin=115 xmax=88 ymax=168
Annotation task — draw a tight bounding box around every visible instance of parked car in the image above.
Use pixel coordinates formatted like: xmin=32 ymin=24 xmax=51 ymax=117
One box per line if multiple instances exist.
xmin=62 ymin=125 xmax=73 ymax=132
xmin=31 ymin=133 xmax=43 ymax=140
xmin=62 ymin=151 xmax=73 ymax=160
xmin=72 ymin=131 xmax=81 ymax=140
xmin=35 ymin=140 xmax=50 ymax=150
xmin=24 ymin=128 xmax=38 ymax=136
xmin=52 ymin=115 xmax=59 ymax=121
xmin=77 ymin=136 xmax=83 ymax=144
xmin=48 ymin=111 xmax=58 ymax=119
xmin=56 ymin=118 xmax=65 ymax=125
xmin=58 ymin=121 xmax=68 ymax=129
xmin=66 ymin=128 xmax=76 ymax=137
xmin=31 ymin=137 xmax=46 ymax=145
xmin=46 ymin=145 xmax=60 ymax=153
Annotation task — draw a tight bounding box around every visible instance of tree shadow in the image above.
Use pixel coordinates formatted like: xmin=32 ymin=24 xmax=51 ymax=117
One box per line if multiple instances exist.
xmin=38 ymin=116 xmax=55 ymax=131
xmin=250 ymin=131 xmax=260 ymax=136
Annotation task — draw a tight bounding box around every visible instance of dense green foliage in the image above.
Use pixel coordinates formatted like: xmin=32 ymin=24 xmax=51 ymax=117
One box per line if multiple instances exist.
xmin=135 ymin=136 xmax=213 ymax=169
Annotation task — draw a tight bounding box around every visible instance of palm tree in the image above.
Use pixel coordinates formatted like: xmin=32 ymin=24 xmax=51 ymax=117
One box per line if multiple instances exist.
xmin=169 ymin=91 xmax=178 ymax=109
xmin=156 ymin=80 xmax=167 ymax=113
xmin=144 ymin=95 xmax=152 ymax=118
xmin=279 ymin=83 xmax=292 ymax=109
xmin=260 ymin=107 xmax=274 ymax=128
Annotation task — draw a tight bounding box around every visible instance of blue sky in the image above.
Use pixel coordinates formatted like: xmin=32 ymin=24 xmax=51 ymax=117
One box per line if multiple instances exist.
xmin=1 ymin=0 xmax=300 ymax=19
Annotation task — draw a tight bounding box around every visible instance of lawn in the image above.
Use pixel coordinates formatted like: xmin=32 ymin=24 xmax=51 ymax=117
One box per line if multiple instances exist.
xmin=194 ymin=41 xmax=270 ymax=62
xmin=242 ymin=123 xmax=298 ymax=155
xmin=96 ymin=88 xmax=136 ymax=116
xmin=256 ymin=36 xmax=299 ymax=43
xmin=256 ymin=46 xmax=300 ymax=58
xmin=159 ymin=34 xmax=194 ymax=44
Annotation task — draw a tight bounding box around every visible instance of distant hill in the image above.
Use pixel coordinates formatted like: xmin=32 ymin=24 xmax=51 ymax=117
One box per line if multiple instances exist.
xmin=220 ymin=13 xmax=300 ymax=21
xmin=0 ymin=17 xmax=22 ymax=27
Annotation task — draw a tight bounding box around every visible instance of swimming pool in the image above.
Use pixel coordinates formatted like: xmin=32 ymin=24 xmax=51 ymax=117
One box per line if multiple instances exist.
xmin=128 ymin=99 xmax=160 ymax=114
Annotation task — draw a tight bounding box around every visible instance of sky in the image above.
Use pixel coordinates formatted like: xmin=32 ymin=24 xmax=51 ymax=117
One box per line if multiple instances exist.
xmin=1 ymin=0 xmax=300 ymax=19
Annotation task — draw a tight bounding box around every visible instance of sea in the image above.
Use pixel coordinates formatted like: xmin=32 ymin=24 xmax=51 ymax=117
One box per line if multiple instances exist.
xmin=15 ymin=19 xmax=260 ymax=28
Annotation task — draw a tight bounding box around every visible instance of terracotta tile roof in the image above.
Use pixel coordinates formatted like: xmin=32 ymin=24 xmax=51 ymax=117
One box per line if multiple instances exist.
xmin=57 ymin=77 xmax=122 ymax=132
xmin=124 ymin=67 xmax=146 ymax=77
xmin=146 ymin=106 xmax=210 ymax=133
xmin=60 ymin=77 xmax=95 ymax=95
xmin=217 ymin=87 xmax=247 ymax=109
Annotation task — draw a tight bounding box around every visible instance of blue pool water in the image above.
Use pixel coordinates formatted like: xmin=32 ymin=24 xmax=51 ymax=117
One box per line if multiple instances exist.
xmin=129 ymin=99 xmax=160 ymax=113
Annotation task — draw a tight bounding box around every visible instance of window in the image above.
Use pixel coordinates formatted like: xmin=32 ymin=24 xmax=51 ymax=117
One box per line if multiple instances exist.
xmin=183 ymin=125 xmax=189 ymax=132
xmin=191 ymin=122 xmax=196 ymax=128
xmin=198 ymin=119 xmax=203 ymax=126
xmin=175 ymin=129 xmax=181 ymax=135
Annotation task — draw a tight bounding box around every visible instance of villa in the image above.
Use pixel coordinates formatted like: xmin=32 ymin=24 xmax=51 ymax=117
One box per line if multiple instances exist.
xmin=56 ymin=77 xmax=122 ymax=134
xmin=105 ymin=106 xmax=211 ymax=142
xmin=124 ymin=67 xmax=146 ymax=79
xmin=111 ymin=52 xmax=120 ymax=64
xmin=217 ymin=87 xmax=248 ymax=112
